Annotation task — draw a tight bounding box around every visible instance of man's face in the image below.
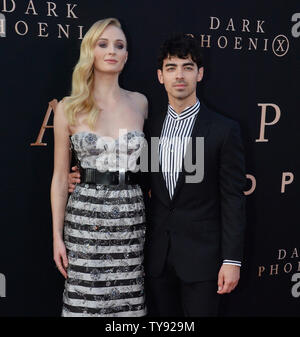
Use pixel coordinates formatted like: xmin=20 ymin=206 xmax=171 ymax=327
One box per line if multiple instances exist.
xmin=157 ymin=55 xmax=203 ymax=101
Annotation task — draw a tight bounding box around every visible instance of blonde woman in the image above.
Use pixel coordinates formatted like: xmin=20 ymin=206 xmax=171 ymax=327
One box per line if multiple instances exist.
xmin=51 ymin=18 xmax=148 ymax=317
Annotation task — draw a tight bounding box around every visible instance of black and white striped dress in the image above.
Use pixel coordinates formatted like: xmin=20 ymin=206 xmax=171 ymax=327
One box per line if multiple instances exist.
xmin=61 ymin=130 xmax=147 ymax=317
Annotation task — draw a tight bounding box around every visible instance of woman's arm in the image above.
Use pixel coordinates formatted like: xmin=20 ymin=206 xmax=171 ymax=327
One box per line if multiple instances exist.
xmin=50 ymin=100 xmax=71 ymax=278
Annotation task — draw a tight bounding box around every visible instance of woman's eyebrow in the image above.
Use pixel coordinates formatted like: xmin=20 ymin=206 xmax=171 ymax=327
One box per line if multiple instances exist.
xmin=97 ymin=38 xmax=126 ymax=42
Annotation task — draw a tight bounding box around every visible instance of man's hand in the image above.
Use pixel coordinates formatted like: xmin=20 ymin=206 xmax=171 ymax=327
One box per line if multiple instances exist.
xmin=217 ymin=264 xmax=240 ymax=294
xmin=68 ymin=166 xmax=80 ymax=192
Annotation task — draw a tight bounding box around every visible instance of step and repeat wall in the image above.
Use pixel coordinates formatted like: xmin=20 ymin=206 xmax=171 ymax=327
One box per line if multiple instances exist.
xmin=0 ymin=0 xmax=299 ymax=316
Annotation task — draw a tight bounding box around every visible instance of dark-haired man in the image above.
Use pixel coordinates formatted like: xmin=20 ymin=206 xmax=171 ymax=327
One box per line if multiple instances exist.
xmin=68 ymin=34 xmax=246 ymax=317
xmin=143 ymin=33 xmax=246 ymax=317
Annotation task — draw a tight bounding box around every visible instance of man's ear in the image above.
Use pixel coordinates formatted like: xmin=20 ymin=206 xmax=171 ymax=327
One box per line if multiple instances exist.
xmin=157 ymin=69 xmax=164 ymax=84
xmin=197 ymin=67 xmax=204 ymax=82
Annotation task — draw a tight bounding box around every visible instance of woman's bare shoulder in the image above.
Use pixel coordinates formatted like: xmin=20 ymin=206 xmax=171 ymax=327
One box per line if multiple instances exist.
xmin=130 ymin=90 xmax=148 ymax=101
xmin=125 ymin=90 xmax=148 ymax=118
xmin=54 ymin=98 xmax=70 ymax=129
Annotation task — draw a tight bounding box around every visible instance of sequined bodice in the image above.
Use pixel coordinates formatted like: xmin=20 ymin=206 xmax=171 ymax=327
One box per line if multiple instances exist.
xmin=70 ymin=130 xmax=145 ymax=172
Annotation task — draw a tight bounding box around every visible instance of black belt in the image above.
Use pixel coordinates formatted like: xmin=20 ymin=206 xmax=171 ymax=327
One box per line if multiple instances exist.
xmin=80 ymin=168 xmax=139 ymax=186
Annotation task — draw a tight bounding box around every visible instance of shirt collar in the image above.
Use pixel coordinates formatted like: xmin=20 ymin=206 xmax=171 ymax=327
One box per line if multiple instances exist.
xmin=167 ymin=98 xmax=200 ymax=121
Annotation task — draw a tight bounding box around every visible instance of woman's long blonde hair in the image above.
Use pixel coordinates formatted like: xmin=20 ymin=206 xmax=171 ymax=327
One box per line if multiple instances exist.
xmin=62 ymin=18 xmax=122 ymax=130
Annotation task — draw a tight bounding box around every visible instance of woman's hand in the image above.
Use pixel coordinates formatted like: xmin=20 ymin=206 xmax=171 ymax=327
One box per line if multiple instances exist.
xmin=53 ymin=238 xmax=69 ymax=279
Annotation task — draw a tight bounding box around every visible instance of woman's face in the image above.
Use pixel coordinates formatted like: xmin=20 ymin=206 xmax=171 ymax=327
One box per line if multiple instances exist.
xmin=94 ymin=24 xmax=128 ymax=74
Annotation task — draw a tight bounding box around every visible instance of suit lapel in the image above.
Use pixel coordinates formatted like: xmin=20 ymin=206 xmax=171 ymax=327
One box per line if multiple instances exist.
xmin=170 ymin=103 xmax=212 ymax=203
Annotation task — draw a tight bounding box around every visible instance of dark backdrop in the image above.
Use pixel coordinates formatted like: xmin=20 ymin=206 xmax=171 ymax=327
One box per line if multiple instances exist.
xmin=0 ymin=0 xmax=299 ymax=316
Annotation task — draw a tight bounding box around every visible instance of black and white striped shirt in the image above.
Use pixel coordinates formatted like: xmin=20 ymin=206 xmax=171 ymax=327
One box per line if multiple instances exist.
xmin=159 ymin=99 xmax=241 ymax=268
xmin=159 ymin=99 xmax=200 ymax=199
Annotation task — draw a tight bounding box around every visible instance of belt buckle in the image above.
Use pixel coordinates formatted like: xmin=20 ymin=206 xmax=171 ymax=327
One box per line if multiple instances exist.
xmin=85 ymin=168 xmax=96 ymax=184
xmin=118 ymin=168 xmax=125 ymax=186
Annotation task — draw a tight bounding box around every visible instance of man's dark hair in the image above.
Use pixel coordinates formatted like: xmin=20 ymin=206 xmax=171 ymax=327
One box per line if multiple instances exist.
xmin=157 ymin=33 xmax=203 ymax=70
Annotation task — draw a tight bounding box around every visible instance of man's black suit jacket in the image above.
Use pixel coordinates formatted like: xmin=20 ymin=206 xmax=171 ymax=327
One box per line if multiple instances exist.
xmin=142 ymin=102 xmax=246 ymax=283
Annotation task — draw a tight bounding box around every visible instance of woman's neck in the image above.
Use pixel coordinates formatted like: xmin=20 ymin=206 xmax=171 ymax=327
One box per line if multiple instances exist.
xmin=93 ymin=70 xmax=122 ymax=106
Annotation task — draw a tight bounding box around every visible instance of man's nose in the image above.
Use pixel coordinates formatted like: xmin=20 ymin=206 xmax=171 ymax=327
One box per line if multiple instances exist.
xmin=175 ymin=68 xmax=184 ymax=80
